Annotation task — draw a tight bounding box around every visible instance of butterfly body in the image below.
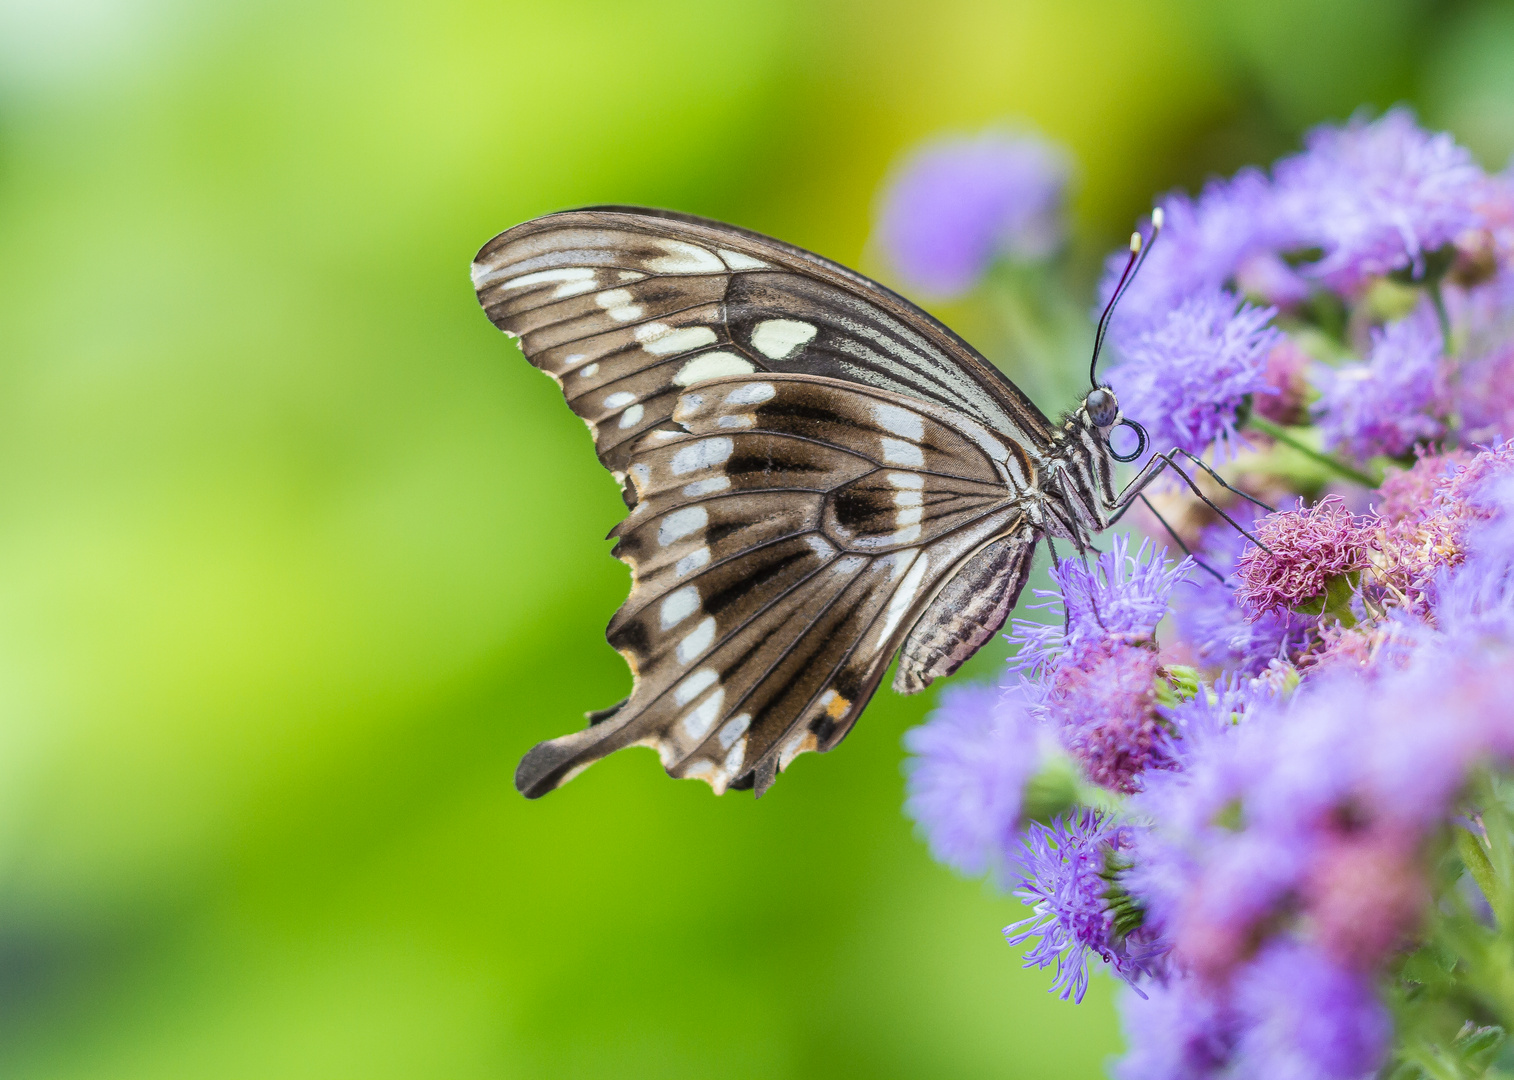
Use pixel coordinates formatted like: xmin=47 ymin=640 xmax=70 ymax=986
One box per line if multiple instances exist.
xmin=473 ymin=207 xmax=1129 ymax=798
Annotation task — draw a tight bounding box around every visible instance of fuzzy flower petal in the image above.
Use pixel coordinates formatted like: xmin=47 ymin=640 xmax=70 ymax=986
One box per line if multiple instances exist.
xmin=873 ymin=129 xmax=1072 ymax=296
xmin=1235 ymin=497 xmax=1374 ymax=619
xmin=1232 ymin=941 xmax=1391 ymax=1080
xmin=1101 ymin=169 xmax=1297 ymax=344
xmin=1009 ymin=535 xmax=1192 ymax=677
xmin=1106 ymin=288 xmax=1280 ymax=459
xmin=1274 ymin=108 xmax=1486 ymax=292
xmin=1315 ymin=303 xmax=1449 ymax=461
xmin=902 ymin=685 xmax=1041 ymax=877
xmin=1114 ymin=978 xmax=1240 ymax=1080
xmin=1005 ymin=809 xmax=1164 ymax=1002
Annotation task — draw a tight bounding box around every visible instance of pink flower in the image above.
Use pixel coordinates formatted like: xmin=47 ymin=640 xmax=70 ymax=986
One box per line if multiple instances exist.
xmin=1235 ymin=498 xmax=1375 ymax=620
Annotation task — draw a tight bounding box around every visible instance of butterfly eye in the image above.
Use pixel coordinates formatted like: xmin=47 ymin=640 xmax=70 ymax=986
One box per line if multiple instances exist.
xmin=1084 ymin=388 xmax=1119 ymax=428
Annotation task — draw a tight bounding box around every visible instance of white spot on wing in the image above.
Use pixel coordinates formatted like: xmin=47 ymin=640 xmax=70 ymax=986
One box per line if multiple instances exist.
xmin=675 ymin=547 xmax=710 ymax=577
xmin=724 ymin=383 xmax=775 ymax=406
xmin=682 ymin=477 xmax=730 ymax=497
xmin=890 ymin=524 xmax=922 ymax=544
xmin=719 ymin=249 xmax=769 ymax=270
xmin=882 ymin=437 xmax=925 ymax=467
xmin=485 ymin=266 xmax=595 ymax=292
xmin=895 ymin=507 xmax=923 ymax=526
xmin=751 ymin=319 xmax=818 ymax=360
xmin=659 ymin=506 xmax=708 ymax=546
xmin=595 ymin=289 xmax=644 ymax=322
xmin=805 ymin=535 xmax=835 ymax=558
xmin=718 ymin=714 xmax=751 ymax=750
xmin=878 ymin=551 xmax=930 ymax=643
xmin=638 ymin=325 xmax=718 ymax=356
xmin=716 ymin=414 xmax=754 ymax=429
xmin=723 ymin=736 xmax=746 ymax=774
xmin=673 ymin=352 xmax=757 ymax=386
xmin=680 ymin=690 xmax=724 ymax=741
xmin=872 ymin=403 xmax=924 ymax=440
xmin=618 ymin=403 xmax=645 ymax=429
xmin=578 ymin=362 xmax=599 ymax=378
xmin=675 ymin=668 xmax=719 ymax=707
xmin=645 ymin=239 xmax=725 ymax=274
xmin=677 ymin=617 xmax=716 ymax=664
xmin=893 ymin=490 xmax=922 ymax=507
xmin=671 ymin=437 xmax=733 ymax=475
xmin=887 ymin=472 xmax=923 ymax=489
xmin=660 ymin=586 xmax=701 ymax=630
xmin=603 ymin=391 xmax=636 ymax=410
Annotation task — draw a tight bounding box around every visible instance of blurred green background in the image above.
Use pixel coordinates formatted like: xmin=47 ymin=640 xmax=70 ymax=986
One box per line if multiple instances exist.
xmin=0 ymin=0 xmax=1509 ymax=1076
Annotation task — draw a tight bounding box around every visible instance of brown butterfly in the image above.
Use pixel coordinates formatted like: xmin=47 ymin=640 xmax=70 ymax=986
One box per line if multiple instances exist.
xmin=474 ymin=206 xmax=1220 ymax=799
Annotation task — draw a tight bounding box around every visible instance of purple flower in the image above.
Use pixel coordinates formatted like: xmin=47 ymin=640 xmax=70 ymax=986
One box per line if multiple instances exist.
xmin=873 ymin=129 xmax=1072 ymax=296
xmin=1008 ymin=538 xmax=1194 ymax=792
xmin=1232 ymin=941 xmax=1391 ymax=1080
xmin=1171 ymin=520 xmax=1312 ymax=676
xmin=1114 ymin=978 xmax=1239 ymax=1080
xmin=1010 ymin=535 xmax=1191 ymax=677
xmin=1315 ymin=304 xmax=1449 ymax=460
xmin=1005 ymin=809 xmax=1165 ymax=1002
xmin=1274 ymin=108 xmax=1487 ymax=292
xmin=1105 ymin=288 xmax=1281 ymax=458
xmin=1457 ymin=341 xmax=1514 ymax=444
xmin=1101 ymin=169 xmax=1298 ymax=344
xmin=902 ymin=684 xmax=1040 ymax=877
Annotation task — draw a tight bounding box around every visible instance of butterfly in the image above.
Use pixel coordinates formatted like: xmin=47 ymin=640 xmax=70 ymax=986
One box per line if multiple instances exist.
xmin=473 ymin=205 xmax=1215 ymax=800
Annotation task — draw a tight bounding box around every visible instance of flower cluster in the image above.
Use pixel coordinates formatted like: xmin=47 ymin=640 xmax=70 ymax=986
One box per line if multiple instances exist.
xmin=1097 ymin=107 xmax=1509 ymax=467
xmin=895 ymin=110 xmax=1514 ymax=1080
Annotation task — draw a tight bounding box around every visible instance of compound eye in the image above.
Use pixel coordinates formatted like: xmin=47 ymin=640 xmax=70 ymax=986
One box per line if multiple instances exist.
xmin=1085 ymin=388 xmax=1119 ymax=428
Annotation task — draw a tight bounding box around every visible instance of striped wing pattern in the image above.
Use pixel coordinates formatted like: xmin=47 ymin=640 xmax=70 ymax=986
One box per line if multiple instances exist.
xmin=515 ymin=375 xmax=1029 ymax=797
xmin=471 ymin=207 xmax=1056 ymax=485
xmin=473 ymin=208 xmax=1058 ymax=797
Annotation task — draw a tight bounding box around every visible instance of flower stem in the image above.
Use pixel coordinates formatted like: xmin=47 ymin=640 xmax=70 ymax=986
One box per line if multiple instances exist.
xmin=1427 ymin=278 xmax=1453 ymax=356
xmin=1248 ymin=416 xmax=1380 ymax=487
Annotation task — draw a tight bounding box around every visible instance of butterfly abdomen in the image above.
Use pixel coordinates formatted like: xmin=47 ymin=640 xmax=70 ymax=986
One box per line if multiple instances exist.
xmin=892 ymin=525 xmax=1039 ymax=694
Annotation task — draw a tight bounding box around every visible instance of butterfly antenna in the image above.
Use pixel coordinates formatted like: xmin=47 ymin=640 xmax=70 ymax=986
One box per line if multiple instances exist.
xmin=1089 ymin=208 xmax=1164 ymax=389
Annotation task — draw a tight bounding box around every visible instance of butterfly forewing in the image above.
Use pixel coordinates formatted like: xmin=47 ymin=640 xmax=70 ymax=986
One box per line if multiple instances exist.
xmin=475 ymin=208 xmax=1061 ymax=797
xmin=472 ymin=208 xmax=1057 ymax=482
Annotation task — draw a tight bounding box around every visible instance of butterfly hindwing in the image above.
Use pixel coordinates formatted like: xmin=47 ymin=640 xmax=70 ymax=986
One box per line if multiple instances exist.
xmin=513 ymin=375 xmax=1032 ymax=798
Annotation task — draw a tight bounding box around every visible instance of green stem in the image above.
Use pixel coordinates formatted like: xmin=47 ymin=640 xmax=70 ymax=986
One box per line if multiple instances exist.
xmin=1428 ymin=278 xmax=1453 ymax=356
xmin=1248 ymin=416 xmax=1381 ymax=487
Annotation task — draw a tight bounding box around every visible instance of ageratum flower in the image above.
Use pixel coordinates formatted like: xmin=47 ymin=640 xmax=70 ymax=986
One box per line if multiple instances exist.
xmin=1009 ymin=538 xmax=1193 ymax=792
xmin=1045 ymin=642 xmax=1174 ymax=793
xmin=1315 ymin=304 xmax=1449 ymax=461
xmin=872 ymin=129 xmax=1072 ymax=296
xmin=1274 ymin=108 xmax=1487 ymax=292
xmin=1009 ymin=535 xmax=1190 ymax=677
xmin=1106 ymin=288 xmax=1281 ymax=459
xmin=1114 ymin=979 xmax=1240 ymax=1080
xmin=902 ymin=684 xmax=1040 ymax=877
xmin=1232 ymin=941 xmax=1392 ymax=1080
xmin=1005 ymin=809 xmax=1164 ymax=1002
xmin=1171 ymin=520 xmax=1313 ymax=676
xmin=1235 ymin=497 xmax=1374 ymax=620
xmin=1100 ymin=169 xmax=1298 ymax=345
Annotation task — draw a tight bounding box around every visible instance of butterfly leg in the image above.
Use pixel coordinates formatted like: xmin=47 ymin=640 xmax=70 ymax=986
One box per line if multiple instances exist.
xmin=1109 ymin=450 xmax=1272 ymax=553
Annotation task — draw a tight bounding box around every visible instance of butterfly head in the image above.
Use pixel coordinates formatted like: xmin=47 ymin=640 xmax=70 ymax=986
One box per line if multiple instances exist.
xmin=1079 ymin=385 xmax=1148 ymax=463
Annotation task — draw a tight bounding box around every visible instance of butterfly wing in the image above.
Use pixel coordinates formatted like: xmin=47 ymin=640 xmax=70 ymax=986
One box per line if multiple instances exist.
xmin=473 ymin=208 xmax=1056 ymax=797
xmin=513 ymin=374 xmax=1035 ymax=797
xmin=471 ymin=206 xmax=1057 ymax=490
